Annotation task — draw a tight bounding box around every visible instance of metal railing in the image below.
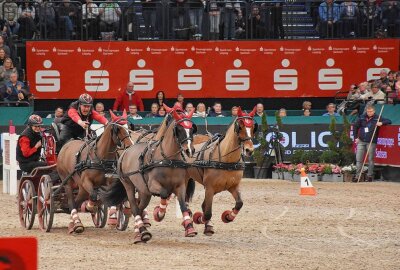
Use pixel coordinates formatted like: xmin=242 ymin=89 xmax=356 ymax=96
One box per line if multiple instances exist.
xmin=1 ymin=0 xmax=398 ymax=41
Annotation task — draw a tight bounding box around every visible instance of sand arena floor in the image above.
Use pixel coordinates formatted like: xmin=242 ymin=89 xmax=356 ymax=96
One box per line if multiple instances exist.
xmin=1 ymin=179 xmax=399 ymax=270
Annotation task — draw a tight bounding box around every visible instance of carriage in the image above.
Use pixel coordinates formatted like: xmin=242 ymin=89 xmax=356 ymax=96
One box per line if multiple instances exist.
xmin=17 ymin=125 xmax=129 ymax=232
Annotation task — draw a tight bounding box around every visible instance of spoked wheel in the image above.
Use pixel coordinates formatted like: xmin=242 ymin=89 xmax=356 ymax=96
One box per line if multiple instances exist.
xmin=18 ymin=180 xmax=37 ymax=230
xmin=116 ymin=203 xmax=130 ymax=231
xmin=37 ymin=175 xmax=55 ymax=232
xmin=92 ymin=203 xmax=107 ymax=228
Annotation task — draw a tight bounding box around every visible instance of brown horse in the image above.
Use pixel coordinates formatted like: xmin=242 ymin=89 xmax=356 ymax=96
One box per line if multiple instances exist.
xmin=102 ymin=104 xmax=197 ymax=243
xmin=56 ymin=111 xmax=132 ymax=233
xmin=188 ymin=107 xmax=257 ymax=235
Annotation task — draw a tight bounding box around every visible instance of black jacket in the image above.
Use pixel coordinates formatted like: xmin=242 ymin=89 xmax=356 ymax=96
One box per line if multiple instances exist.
xmin=61 ymin=101 xmax=94 ymax=137
xmin=16 ymin=127 xmax=42 ymax=163
xmin=353 ymin=113 xmax=391 ymax=144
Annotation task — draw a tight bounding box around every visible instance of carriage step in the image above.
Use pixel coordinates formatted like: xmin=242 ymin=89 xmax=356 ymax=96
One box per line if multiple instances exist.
xmin=105 ymin=173 xmax=119 ymax=179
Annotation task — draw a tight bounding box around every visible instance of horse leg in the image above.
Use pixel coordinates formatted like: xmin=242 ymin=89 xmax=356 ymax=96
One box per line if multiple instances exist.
xmin=153 ymin=188 xmax=169 ymax=222
xmin=176 ymin=184 xmax=197 ymax=237
xmin=66 ymin=185 xmax=86 ymax=234
xmin=80 ymin=178 xmax=98 ymax=213
xmin=194 ymin=187 xmax=215 ymax=236
xmin=221 ymin=187 xmax=243 ymax=223
xmin=137 ymin=194 xmax=151 ymax=227
xmin=125 ymin=183 xmax=152 ymax=244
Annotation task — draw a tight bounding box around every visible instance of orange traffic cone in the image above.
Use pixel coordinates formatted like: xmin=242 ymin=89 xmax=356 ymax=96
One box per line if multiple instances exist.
xmin=299 ymin=168 xmax=316 ymax=196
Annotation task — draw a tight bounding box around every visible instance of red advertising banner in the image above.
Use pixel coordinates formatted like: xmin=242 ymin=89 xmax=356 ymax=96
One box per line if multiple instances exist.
xmin=374 ymin=125 xmax=400 ymax=167
xmin=26 ymin=39 xmax=399 ymax=100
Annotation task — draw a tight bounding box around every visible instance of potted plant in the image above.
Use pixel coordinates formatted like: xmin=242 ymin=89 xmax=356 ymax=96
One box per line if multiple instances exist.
xmin=341 ymin=164 xmax=357 ymax=182
xmin=321 ymin=164 xmax=343 ymax=182
xmin=306 ymin=163 xmax=324 ymax=181
xmin=272 ymin=162 xmax=288 ymax=179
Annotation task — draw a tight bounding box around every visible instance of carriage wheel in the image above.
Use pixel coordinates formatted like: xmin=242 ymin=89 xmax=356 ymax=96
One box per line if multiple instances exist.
xmin=116 ymin=203 xmax=130 ymax=231
xmin=37 ymin=175 xmax=55 ymax=232
xmin=92 ymin=203 xmax=107 ymax=228
xmin=18 ymin=180 xmax=37 ymax=230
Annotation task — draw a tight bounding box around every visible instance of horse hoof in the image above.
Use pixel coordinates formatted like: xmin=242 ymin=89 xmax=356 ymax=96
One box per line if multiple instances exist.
xmin=221 ymin=210 xmax=233 ymax=223
xmin=185 ymin=227 xmax=198 ymax=237
xmin=141 ymin=231 xmax=152 ymax=242
xmin=193 ymin=212 xmax=204 ymax=225
xmin=204 ymin=225 xmax=215 ymax=236
xmin=74 ymin=223 xmax=84 ymax=234
xmin=134 ymin=233 xmax=145 ymax=244
xmin=153 ymin=206 xmax=165 ymax=222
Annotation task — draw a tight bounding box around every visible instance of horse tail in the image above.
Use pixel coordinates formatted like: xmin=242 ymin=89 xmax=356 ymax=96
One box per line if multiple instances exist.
xmin=185 ymin=178 xmax=196 ymax=202
xmin=101 ymin=180 xmax=127 ymax=206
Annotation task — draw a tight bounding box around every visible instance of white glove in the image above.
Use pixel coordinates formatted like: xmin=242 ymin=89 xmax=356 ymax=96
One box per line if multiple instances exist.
xmin=78 ymin=120 xmax=89 ymax=129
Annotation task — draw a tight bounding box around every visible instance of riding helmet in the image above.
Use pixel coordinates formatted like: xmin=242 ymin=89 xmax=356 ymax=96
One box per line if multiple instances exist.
xmin=28 ymin=114 xmax=43 ymax=126
xmin=78 ymin=93 xmax=93 ymax=106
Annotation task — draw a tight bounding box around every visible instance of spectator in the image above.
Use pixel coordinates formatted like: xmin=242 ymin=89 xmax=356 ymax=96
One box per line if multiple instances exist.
xmin=358 ymin=81 xmax=369 ymax=96
xmin=353 ymin=104 xmax=391 ymax=181
xmin=0 ymin=36 xmax=10 ymax=57
xmin=303 ymin=109 xmax=311 ymax=116
xmin=235 ymin=9 xmax=246 ymax=39
xmin=54 ymin=107 xmax=64 ymax=124
xmin=387 ymin=71 xmax=396 ymax=91
xmin=395 ymin=72 xmax=400 ymax=91
xmin=247 ymin=5 xmax=266 ymax=39
xmin=3 ymin=72 xmax=29 ymax=106
xmin=381 ymin=0 xmax=400 ymax=37
xmin=155 ymin=90 xmax=165 ymax=107
xmin=185 ymin=102 xmax=194 ymax=114
xmin=193 ymin=102 xmax=206 ymax=117
xmin=340 ymin=0 xmax=359 ymax=37
xmin=146 ymin=103 xmax=159 ymax=118
xmin=278 ymin=108 xmax=287 ymax=117
xmin=385 ymin=85 xmax=397 ymax=104
xmin=208 ymin=0 xmax=221 ymax=40
xmin=17 ymin=1 xmax=37 ymax=40
xmin=16 ymin=115 xmax=46 ymax=173
xmin=322 ymin=103 xmax=340 ymax=116
xmin=38 ymin=0 xmax=57 ymax=39
xmin=302 ymin=100 xmax=312 ymax=111
xmin=271 ymin=2 xmax=285 ymax=39
xmin=95 ymin=102 xmax=105 ymax=116
xmin=0 ymin=57 xmax=17 ymax=89
xmin=99 ymin=0 xmax=121 ymax=35
xmin=113 ymin=81 xmax=144 ymax=111
xmin=176 ymin=93 xmax=184 ymax=108
xmin=188 ymin=0 xmax=204 ymax=38
xmin=157 ymin=106 xmax=166 ymax=117
xmin=360 ymin=0 xmax=381 ymax=37
xmin=0 ymin=48 xmax=6 ymax=66
xmin=58 ymin=0 xmax=78 ymax=40
xmin=318 ymin=0 xmax=341 ymax=38
xmin=141 ymin=0 xmax=157 ymax=39
xmin=209 ymin=102 xmax=225 ymax=117
xmin=360 ymin=83 xmax=386 ymax=104
xmin=0 ymin=0 xmax=19 ymax=35
xmin=255 ymin=103 xmax=265 ymax=117
xmin=231 ymin=106 xmax=239 ymax=117
xmin=223 ymin=0 xmax=239 ymax=40
xmin=128 ymin=104 xmax=142 ymax=119
xmin=170 ymin=0 xmax=189 ymax=39
xmin=375 ymin=69 xmax=389 ymax=87
xmin=82 ymin=0 xmax=100 ymax=40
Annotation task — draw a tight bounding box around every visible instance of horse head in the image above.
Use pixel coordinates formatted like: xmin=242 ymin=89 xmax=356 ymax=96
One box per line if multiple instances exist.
xmin=108 ymin=109 xmax=132 ymax=149
xmin=163 ymin=104 xmax=196 ymax=157
xmin=234 ymin=106 xmax=257 ymax=157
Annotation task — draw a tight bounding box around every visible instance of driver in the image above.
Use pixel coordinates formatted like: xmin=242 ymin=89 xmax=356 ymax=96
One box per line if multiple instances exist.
xmin=57 ymin=93 xmax=108 ymax=152
xmin=16 ymin=114 xmax=47 ymax=173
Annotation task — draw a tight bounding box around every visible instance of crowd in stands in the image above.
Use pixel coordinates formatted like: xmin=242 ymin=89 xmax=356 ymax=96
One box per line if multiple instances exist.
xmin=0 ymin=0 xmax=398 ymax=42
xmin=38 ymin=68 xmax=398 ymax=123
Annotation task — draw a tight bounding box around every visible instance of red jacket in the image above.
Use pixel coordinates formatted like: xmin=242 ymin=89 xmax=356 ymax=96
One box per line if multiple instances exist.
xmin=68 ymin=107 xmax=108 ymax=125
xmin=113 ymin=91 xmax=144 ymax=111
